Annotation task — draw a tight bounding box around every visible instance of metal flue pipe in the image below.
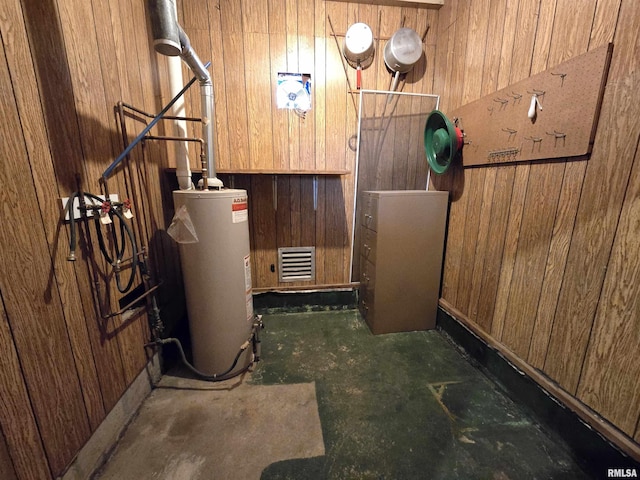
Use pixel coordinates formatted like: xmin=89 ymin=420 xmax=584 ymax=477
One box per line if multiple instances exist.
xmin=149 ymin=0 xmax=222 ymax=189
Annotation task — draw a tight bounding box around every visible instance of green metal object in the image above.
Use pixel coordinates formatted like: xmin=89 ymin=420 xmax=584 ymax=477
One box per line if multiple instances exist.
xmin=424 ymin=109 xmax=459 ymax=174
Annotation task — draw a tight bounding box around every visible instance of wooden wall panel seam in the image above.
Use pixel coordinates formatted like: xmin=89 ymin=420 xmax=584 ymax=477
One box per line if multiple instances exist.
xmin=57 ymin=0 xmax=131 ymax=407
xmin=466 ymin=168 xmax=496 ymax=324
xmin=587 ymin=0 xmax=622 ymax=49
xmin=501 ymin=162 xmax=564 ymax=358
xmin=220 ymin=0 xmax=250 ymax=169
xmin=455 ymin=169 xmax=486 ymax=312
xmin=517 ymin=0 xmax=592 ymax=375
xmin=496 ymin=0 xmax=519 ymax=89
xmin=478 ymin=0 xmax=506 ymax=96
xmin=529 ymin=0 xmax=557 ymax=75
xmin=440 ymin=172 xmax=469 ymax=305
xmin=474 ymin=165 xmax=515 ymax=333
xmin=524 ymin=0 xmax=543 ymax=77
xmin=3 ymin=0 xmax=108 ymax=433
xmin=543 ymin=84 xmax=640 ymax=393
xmin=0 ymin=18 xmax=95 ymax=472
xmin=461 ymin=0 xmax=490 ymax=105
xmin=573 ymin=132 xmax=640 ymax=434
xmin=527 ymin=161 xmax=587 ymax=368
xmin=490 ymin=164 xmax=530 ymax=341
xmin=208 ymin=2 xmax=232 ymax=170
xmin=508 ymin=0 xmax=539 ymax=83
xmin=0 ymin=295 xmax=52 ymax=480
xmin=93 ymin=0 xmax=150 ymax=390
xmin=448 ymin=0 xmax=470 ymax=110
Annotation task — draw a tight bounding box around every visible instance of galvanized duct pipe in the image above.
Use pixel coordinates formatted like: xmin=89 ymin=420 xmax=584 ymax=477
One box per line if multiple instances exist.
xmin=149 ymin=0 xmax=222 ymax=189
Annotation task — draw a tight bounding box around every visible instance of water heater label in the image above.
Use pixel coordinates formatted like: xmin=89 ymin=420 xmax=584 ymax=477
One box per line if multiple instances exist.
xmin=232 ymin=196 xmax=248 ymax=223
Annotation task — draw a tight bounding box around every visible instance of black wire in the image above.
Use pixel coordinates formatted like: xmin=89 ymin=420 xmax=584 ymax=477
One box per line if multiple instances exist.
xmin=111 ymin=210 xmax=127 ymax=261
xmin=111 ymin=207 xmax=137 ymax=293
xmin=93 ymin=215 xmax=113 ymax=264
xmin=150 ymin=337 xmax=253 ymax=382
xmin=68 ymin=191 xmax=138 ymax=294
xmin=84 ymin=192 xmax=137 ymax=293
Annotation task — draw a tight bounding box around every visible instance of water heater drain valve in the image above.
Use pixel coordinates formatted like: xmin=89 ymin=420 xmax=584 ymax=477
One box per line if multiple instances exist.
xmin=252 ymin=315 xmax=264 ymax=362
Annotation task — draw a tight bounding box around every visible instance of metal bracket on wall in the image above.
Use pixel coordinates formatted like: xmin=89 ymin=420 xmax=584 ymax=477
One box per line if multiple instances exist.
xmin=272 ymin=175 xmax=278 ymax=211
xmin=313 ymin=175 xmax=318 ymax=211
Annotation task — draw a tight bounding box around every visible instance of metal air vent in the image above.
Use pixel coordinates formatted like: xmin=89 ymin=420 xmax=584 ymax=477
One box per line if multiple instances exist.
xmin=278 ymin=247 xmax=315 ymax=282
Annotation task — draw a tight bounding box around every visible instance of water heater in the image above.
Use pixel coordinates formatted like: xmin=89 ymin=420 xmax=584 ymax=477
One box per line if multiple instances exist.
xmin=172 ymin=189 xmax=254 ymax=378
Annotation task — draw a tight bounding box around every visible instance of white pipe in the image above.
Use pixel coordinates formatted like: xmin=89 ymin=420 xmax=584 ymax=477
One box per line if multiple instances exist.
xmin=150 ymin=0 xmax=222 ymax=189
xmin=168 ymin=56 xmax=193 ymax=190
xmin=160 ymin=0 xmax=192 ymax=190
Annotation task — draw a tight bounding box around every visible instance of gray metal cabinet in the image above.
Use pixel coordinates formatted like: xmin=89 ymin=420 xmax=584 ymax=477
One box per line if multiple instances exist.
xmin=358 ymin=190 xmax=448 ymax=334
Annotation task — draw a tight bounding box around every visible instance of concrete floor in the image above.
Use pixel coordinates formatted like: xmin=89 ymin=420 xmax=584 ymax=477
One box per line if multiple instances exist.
xmin=95 ymin=309 xmax=593 ymax=479
xmin=95 ymin=375 xmax=324 ymax=479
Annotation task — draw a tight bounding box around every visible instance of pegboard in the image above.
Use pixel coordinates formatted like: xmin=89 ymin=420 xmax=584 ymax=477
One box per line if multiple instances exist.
xmin=450 ymin=43 xmax=613 ymax=167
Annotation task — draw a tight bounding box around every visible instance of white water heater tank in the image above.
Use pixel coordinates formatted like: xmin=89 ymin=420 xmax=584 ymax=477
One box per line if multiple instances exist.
xmin=172 ymin=189 xmax=254 ymax=378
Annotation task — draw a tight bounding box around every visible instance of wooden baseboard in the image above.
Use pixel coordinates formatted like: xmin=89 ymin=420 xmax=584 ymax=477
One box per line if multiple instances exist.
xmin=439 ymin=298 xmax=640 ymax=463
xmin=253 ymin=283 xmax=359 ymax=294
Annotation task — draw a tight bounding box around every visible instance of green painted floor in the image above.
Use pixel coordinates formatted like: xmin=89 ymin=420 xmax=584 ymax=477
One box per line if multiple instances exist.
xmin=250 ymin=309 xmax=591 ymax=480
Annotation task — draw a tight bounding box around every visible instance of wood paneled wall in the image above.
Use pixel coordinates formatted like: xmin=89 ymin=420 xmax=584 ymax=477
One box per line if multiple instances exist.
xmin=9 ymin=0 xmax=638 ymax=475
xmin=0 ymin=0 xmax=439 ymax=477
xmin=0 ymin=0 xmax=180 ymax=478
xmin=434 ymin=0 xmax=640 ymax=455
xmin=174 ymin=0 xmax=438 ymax=289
